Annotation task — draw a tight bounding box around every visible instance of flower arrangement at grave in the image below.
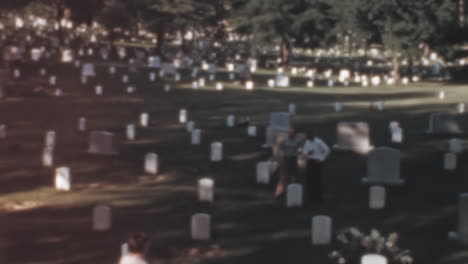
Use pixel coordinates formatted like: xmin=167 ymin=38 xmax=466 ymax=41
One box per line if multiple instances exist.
xmin=328 ymin=227 xmax=413 ymax=264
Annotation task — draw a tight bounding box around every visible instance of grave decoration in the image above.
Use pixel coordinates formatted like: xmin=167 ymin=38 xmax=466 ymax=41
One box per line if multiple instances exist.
xmin=329 ymin=228 xmax=413 ymax=264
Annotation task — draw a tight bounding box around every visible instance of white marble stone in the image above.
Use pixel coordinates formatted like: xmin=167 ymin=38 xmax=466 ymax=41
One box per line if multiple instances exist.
xmin=191 ymin=213 xmax=211 ymax=240
xmin=126 ymin=124 xmax=136 ymax=140
xmin=311 ymin=215 xmax=332 ymax=245
xmin=361 ymin=254 xmax=387 ymax=264
xmin=256 ymin=162 xmax=271 ymax=184
xmin=369 ymin=186 xmax=386 ymax=209
xmin=186 ymin=121 xmax=195 ymax=133
xmin=191 ymin=129 xmax=201 ymax=145
xmin=144 ymin=153 xmax=158 ymax=174
xmin=0 ymin=124 xmax=6 ymax=139
xmin=55 ymin=167 xmax=71 ymax=191
xmin=140 ymin=113 xmax=149 ymax=127
xmin=93 ymin=205 xmax=112 ymax=231
xmin=78 ymin=117 xmax=86 ymax=132
xmin=227 ymin=115 xmax=235 ymax=127
xmin=210 ymin=142 xmax=223 ymax=162
xmin=198 ymin=178 xmax=214 ymax=202
xmin=444 ymin=152 xmax=457 ymax=170
xmin=286 ymin=184 xmax=303 ymax=208
xmin=179 ymin=109 xmax=188 ymax=124
xmin=247 ymin=126 xmax=257 ymax=137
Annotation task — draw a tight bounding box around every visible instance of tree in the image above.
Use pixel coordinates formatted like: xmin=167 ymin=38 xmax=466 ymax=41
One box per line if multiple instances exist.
xmin=357 ymin=0 xmax=460 ymax=79
xmin=231 ymin=0 xmax=334 ymax=65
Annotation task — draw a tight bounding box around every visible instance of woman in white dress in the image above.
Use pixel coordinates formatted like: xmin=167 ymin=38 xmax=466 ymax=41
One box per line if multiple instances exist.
xmin=301 ymin=136 xmax=330 ymax=203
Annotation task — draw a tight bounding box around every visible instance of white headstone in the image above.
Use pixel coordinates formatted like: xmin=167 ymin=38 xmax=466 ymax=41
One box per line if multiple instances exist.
xmin=55 ymin=167 xmax=71 ymax=191
xmin=334 ymin=102 xmax=343 ymax=112
xmin=444 ymin=152 xmax=457 ymax=170
xmin=179 ymin=109 xmax=188 ymax=124
xmin=50 ymin=76 xmax=57 ymax=86
xmin=186 ymin=121 xmax=195 ymax=133
xmin=126 ymin=124 xmax=136 ymax=140
xmin=369 ymin=186 xmax=386 ymax=209
xmin=191 ymin=129 xmax=201 ymax=145
xmin=45 ymin=130 xmax=56 ymax=148
xmin=93 ymin=205 xmax=112 ymax=231
xmin=140 ymin=113 xmax=149 ymax=127
xmin=268 ymin=79 xmax=275 ymax=88
xmin=109 ymin=66 xmax=116 ymax=75
xmin=458 ymin=103 xmax=465 ymax=114
xmin=361 ymin=254 xmax=387 ymax=264
xmin=391 ymin=128 xmax=403 ymax=143
xmin=144 ymin=153 xmax=158 ymax=174
xmin=256 ymin=162 xmax=271 ymax=184
xmin=245 ymin=81 xmax=254 ymax=90
xmin=122 ymin=75 xmax=129 ymax=84
xmin=164 ymin=84 xmax=171 ymax=92
xmin=191 ymin=213 xmax=211 ymax=240
xmin=286 ymin=184 xmax=303 ymax=208
xmin=198 ymin=78 xmax=206 ymax=88
xmin=192 ymin=81 xmax=199 ymax=90
xmin=216 ymin=82 xmax=223 ymax=91
xmin=42 ymin=147 xmax=54 ymax=167
xmin=227 ymin=115 xmax=235 ymax=127
xmin=78 ymin=117 xmax=86 ymax=132
xmin=95 ymin=85 xmax=103 ymax=96
xmin=311 ymin=215 xmax=332 ymax=245
xmin=288 ymin=103 xmax=296 ymax=114
xmin=149 ymin=72 xmax=156 ymax=82
xmin=82 ymin=63 xmax=96 ymax=77
xmin=210 ymin=142 xmax=223 ymax=162
xmin=198 ymin=178 xmax=214 ymax=202
xmin=13 ymin=69 xmax=20 ymax=78
xmin=439 ymin=91 xmax=445 ymax=100
xmin=449 ymin=138 xmax=463 ymax=153
xmin=275 ymin=75 xmax=290 ymax=87
xmin=455 ymin=193 xmax=468 ymax=243
xmin=0 ymin=124 xmax=6 ymax=139
xmin=247 ymin=126 xmax=257 ymax=137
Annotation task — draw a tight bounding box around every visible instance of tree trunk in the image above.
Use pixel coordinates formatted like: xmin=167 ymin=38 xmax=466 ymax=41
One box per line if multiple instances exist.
xmin=392 ymin=56 xmax=400 ymax=82
xmin=155 ymin=27 xmax=166 ymax=59
xmin=279 ymin=37 xmax=291 ymax=66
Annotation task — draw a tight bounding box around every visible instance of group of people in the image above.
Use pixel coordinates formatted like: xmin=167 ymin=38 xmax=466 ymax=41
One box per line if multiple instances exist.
xmin=275 ymin=128 xmax=331 ymax=204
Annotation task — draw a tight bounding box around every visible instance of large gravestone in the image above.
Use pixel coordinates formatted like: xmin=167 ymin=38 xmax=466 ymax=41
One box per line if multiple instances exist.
xmin=263 ymin=112 xmax=293 ymax=148
xmin=87 ymin=131 xmax=119 ymax=155
xmin=362 ymin=147 xmax=404 ymax=185
xmin=333 ymin=122 xmax=374 ymax=154
xmin=426 ymin=112 xmax=463 ymax=135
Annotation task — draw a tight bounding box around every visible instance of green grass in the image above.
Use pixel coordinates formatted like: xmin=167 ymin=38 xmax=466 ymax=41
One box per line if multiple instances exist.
xmin=1 ymin=61 xmax=468 ymax=264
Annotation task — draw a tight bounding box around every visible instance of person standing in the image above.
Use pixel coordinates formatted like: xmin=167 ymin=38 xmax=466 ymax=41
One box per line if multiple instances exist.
xmin=275 ymin=128 xmax=302 ymax=198
xmin=302 ymin=136 xmax=330 ymax=203
xmin=119 ymin=233 xmax=152 ymax=264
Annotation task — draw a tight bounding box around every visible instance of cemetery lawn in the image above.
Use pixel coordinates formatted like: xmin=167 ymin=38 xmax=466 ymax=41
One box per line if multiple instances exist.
xmin=2 ymin=64 xmax=468 ymax=264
